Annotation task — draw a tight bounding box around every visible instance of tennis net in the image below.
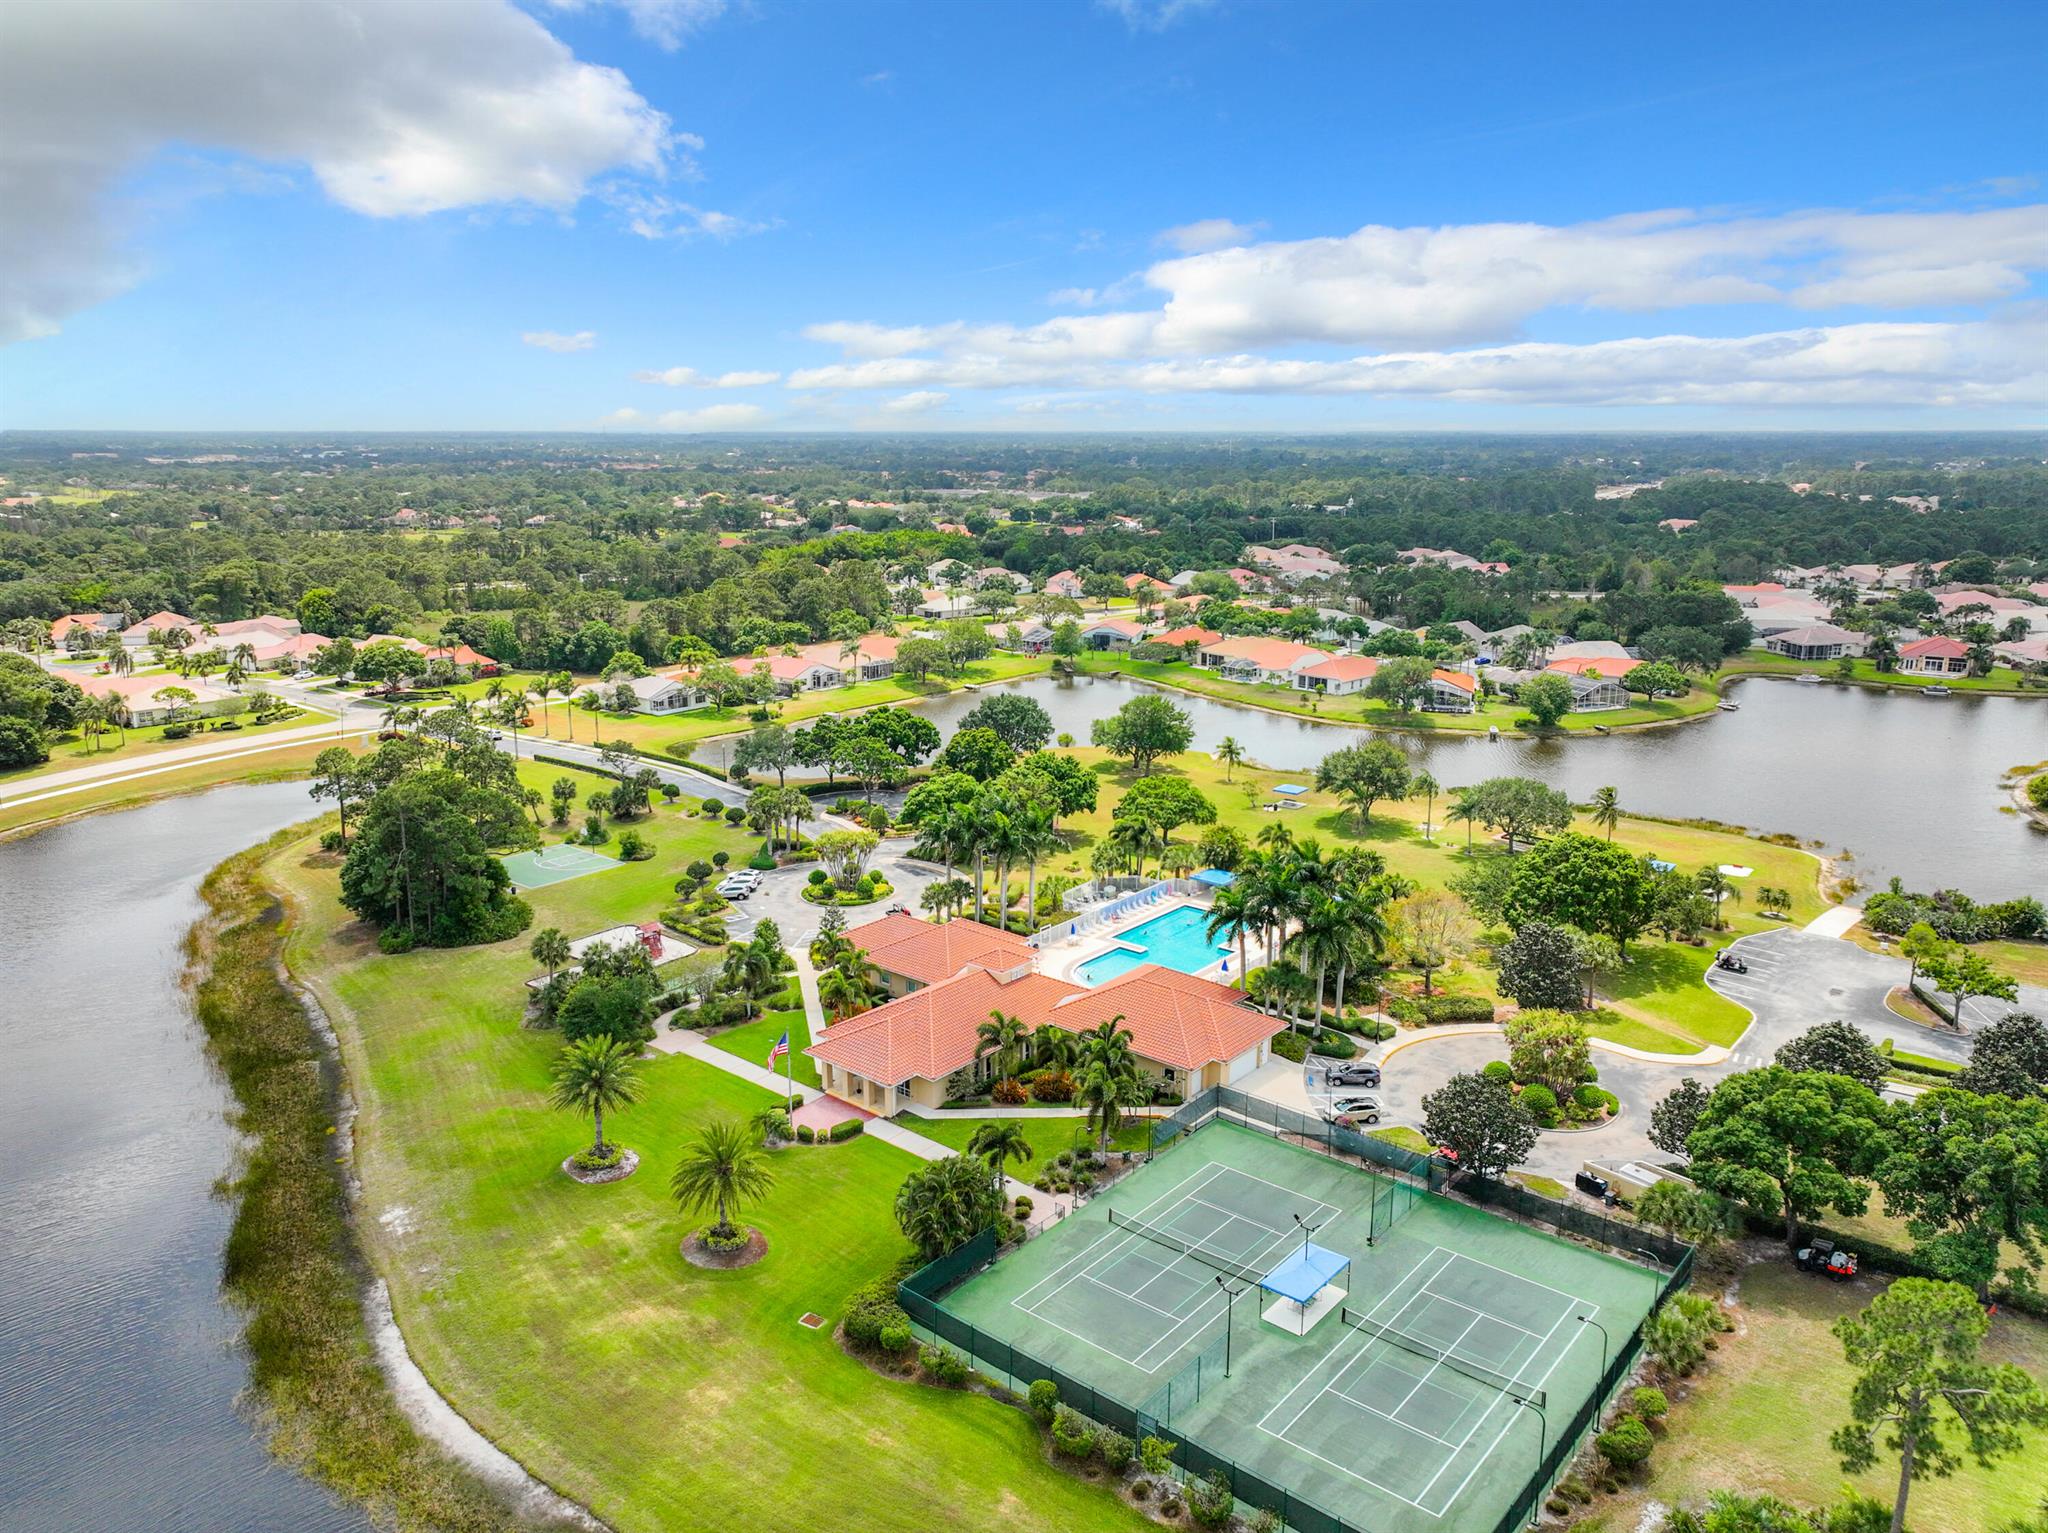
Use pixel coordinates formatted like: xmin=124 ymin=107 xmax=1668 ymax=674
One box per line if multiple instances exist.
xmin=1339 ymin=1307 xmax=1547 ymax=1407
xmin=1107 ymin=1208 xmax=1269 ymax=1286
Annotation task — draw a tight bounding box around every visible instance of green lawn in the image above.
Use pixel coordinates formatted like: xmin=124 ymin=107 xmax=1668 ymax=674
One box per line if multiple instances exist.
xmin=1721 ymin=651 xmax=2041 ymax=695
xmin=0 ymin=739 xmax=334 ymax=838
xmin=898 ymin=1112 xmax=1153 ymax=1162
xmin=1613 ymin=1261 xmax=2048 ymax=1529
xmin=0 ymin=704 xmax=335 ymax=786
xmin=271 ymin=806 xmax=1148 ymax=1533
xmin=706 ymin=1006 xmax=819 ymax=1088
xmin=1073 ymin=652 xmax=1722 ymax=733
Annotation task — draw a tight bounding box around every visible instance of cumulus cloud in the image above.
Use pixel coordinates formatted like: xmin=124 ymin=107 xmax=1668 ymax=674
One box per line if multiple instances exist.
xmin=634 ymin=366 xmax=782 ymax=387
xmin=542 ymin=0 xmax=726 ymax=50
xmin=523 ymin=329 xmax=598 ymax=352
xmin=602 ymin=187 xmax=775 ymax=241
xmin=2 ymin=0 xmax=675 ymax=343
xmin=607 ymin=402 xmax=769 ymax=430
xmin=1156 ymin=218 xmax=1262 ymax=254
xmin=879 ymin=390 xmax=950 ymax=414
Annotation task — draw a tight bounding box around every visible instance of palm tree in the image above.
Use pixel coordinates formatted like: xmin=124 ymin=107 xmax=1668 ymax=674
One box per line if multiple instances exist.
xmin=981 ymin=800 xmax=1026 ymax=928
xmin=1254 ymin=821 xmax=1294 ymax=855
xmin=77 ymin=695 xmax=111 ymax=753
xmin=669 ymin=1119 xmax=775 ymax=1240
xmin=1410 ymin=770 xmax=1441 ymax=841
xmin=1446 ymin=790 xmax=1478 ymax=854
xmin=106 ymin=641 xmax=133 ymax=677
xmin=1285 ymin=889 xmax=1355 ymax=1032
xmin=498 ymin=686 xmax=530 ymax=757
xmin=530 ymin=926 xmax=573 ymax=985
xmin=1217 ymin=735 xmax=1244 ymax=781
xmin=1204 ymin=882 xmax=1257 ymax=989
xmin=1032 ymin=1024 xmax=1078 ymax=1075
xmin=1015 ymin=802 xmax=1057 ymax=931
xmin=967 ymin=1121 xmax=1034 ymax=1191
xmin=1695 ymin=865 xmax=1740 ymax=930
xmin=975 ymin=1010 xmax=1031 ymax=1085
xmin=1327 ymin=877 xmax=1393 ymax=1023
xmin=1590 ymin=785 xmax=1622 ymax=841
xmin=1075 ymin=1017 xmax=1145 ymax=1153
xmin=380 ymin=701 xmax=419 ymax=734
xmin=817 ymin=954 xmax=876 ymax=1023
xmin=549 ymin=1036 xmax=643 ymax=1159
xmin=1107 ymin=817 xmax=1157 ymax=881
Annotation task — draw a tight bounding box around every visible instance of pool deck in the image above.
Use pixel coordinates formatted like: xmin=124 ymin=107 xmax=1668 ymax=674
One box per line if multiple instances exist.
xmin=1037 ymin=895 xmax=1239 ymax=988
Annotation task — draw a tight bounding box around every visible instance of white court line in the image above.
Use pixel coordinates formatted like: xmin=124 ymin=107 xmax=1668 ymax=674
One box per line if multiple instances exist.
xmin=1383 ymin=1310 xmax=1486 ymax=1424
xmin=1410 ymin=1282 xmax=1549 ymax=1345
xmin=1436 ymin=1248 xmax=1591 ymax=1309
xmin=1251 ymin=1411 xmax=1443 ymax=1515
xmin=1260 ymin=1246 xmax=1457 ymax=1438
xmin=1077 ymin=1271 xmax=1202 ymax=1325
xmin=1415 ymin=1293 xmax=1585 ymax=1514
xmin=1327 ymin=1382 xmax=1463 ymax=1451
xmin=1009 ymin=1162 xmax=1233 ymax=1314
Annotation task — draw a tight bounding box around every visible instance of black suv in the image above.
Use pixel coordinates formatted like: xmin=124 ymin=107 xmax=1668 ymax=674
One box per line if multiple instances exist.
xmin=1324 ymin=1062 xmax=1381 ymax=1088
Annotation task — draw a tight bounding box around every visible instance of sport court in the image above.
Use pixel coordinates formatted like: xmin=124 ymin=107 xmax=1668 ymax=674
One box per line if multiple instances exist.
xmin=500 ymin=844 xmax=620 ymax=890
xmin=940 ymin=1121 xmax=1659 ymax=1533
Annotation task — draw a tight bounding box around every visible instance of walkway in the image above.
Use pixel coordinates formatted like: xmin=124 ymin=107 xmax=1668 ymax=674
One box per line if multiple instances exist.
xmin=1803 ymin=904 xmax=1865 ymax=939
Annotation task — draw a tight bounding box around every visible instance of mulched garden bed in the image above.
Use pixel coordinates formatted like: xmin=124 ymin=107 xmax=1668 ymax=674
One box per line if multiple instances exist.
xmin=561 ymin=1149 xmax=639 ymax=1185
xmin=680 ymin=1227 xmax=768 ymax=1269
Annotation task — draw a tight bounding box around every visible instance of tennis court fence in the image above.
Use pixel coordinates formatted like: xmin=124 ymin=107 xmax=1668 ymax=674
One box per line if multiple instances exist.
xmin=898 ymin=1086 xmax=1696 ymax=1533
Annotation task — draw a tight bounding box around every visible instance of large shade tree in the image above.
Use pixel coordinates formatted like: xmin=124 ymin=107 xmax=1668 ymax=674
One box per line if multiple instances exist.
xmin=1686 ymin=1066 xmax=1890 ymax=1246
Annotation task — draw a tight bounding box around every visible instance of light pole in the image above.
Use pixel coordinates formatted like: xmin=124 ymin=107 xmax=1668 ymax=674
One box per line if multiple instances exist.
xmin=1214 ymin=1275 xmax=1246 ymax=1377
xmin=1511 ymin=1393 xmax=1548 ymax=1526
xmin=1577 ymin=1314 xmax=1609 ymax=1376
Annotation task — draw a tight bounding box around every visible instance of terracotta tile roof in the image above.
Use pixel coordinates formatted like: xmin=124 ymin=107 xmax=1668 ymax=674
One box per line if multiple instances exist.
xmin=1200 ymin=636 xmax=1332 ymax=671
xmin=1900 ymin=636 xmax=1968 ymax=659
xmin=1051 ymin=967 xmax=1282 ymax=1073
xmin=806 ymin=967 xmax=1083 ymax=1083
xmin=77 ymin=673 xmax=233 ymax=704
xmin=1153 ymin=625 xmax=1222 ymax=647
xmin=1298 ymin=654 xmax=1380 ymax=682
xmin=1430 ymin=668 xmax=1480 ymax=692
xmin=1545 ymin=655 xmax=1641 ymax=679
xmin=1083 ymin=617 xmax=1146 ymax=638
xmin=846 ymin=912 xmax=1034 ymax=987
xmin=121 ymin=611 xmax=196 ymax=639
xmin=761 ymin=652 xmax=841 ymax=681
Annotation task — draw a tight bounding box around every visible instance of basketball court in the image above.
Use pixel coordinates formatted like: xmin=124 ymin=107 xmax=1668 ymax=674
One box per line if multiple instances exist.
xmin=500 ymin=843 xmax=621 ymax=889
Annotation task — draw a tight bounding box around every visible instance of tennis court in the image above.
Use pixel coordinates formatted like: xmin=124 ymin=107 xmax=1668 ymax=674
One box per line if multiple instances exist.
xmin=500 ymin=844 xmax=621 ymax=889
xmin=938 ymin=1121 xmax=1663 ymax=1533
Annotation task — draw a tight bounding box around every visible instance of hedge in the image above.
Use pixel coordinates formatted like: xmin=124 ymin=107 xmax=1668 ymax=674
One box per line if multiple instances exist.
xmin=1311 ymin=1031 xmax=1357 ymax=1060
xmin=1390 ymin=994 xmax=1498 ymax=1025
xmin=1734 ymin=1209 xmax=2048 ymax=1319
xmin=1270 ymin=1031 xmax=1310 ymax=1063
xmin=828 ymin=1119 xmax=865 ymax=1142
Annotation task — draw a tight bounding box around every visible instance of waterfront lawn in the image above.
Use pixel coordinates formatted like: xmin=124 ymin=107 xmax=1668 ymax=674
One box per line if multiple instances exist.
xmin=897 ymin=1112 xmax=1153 ymax=1162
xmin=0 ymin=704 xmax=333 ymax=785
xmin=1072 ymin=652 xmax=1721 ymax=733
xmin=1612 ymin=1261 xmax=2048 ymax=1530
xmin=706 ymin=1005 xmax=820 ymax=1088
xmin=1721 ymin=651 xmax=2040 ymax=695
xmin=271 ymin=816 xmax=1146 ymax=1533
xmin=1846 ymin=923 xmax=2048 ymax=989
xmin=0 ymin=739 xmax=333 ymax=838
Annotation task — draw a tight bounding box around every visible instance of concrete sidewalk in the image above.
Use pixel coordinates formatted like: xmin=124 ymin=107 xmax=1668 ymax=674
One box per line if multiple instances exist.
xmin=1804 ymin=904 xmax=1866 ymax=939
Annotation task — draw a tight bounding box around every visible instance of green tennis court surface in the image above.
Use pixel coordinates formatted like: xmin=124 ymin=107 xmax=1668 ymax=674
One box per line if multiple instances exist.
xmin=500 ymin=844 xmax=621 ymax=889
xmin=940 ymin=1121 xmax=1662 ymax=1533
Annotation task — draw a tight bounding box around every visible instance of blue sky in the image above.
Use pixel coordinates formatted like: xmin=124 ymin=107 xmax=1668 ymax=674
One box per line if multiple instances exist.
xmin=3 ymin=0 xmax=2044 ymax=430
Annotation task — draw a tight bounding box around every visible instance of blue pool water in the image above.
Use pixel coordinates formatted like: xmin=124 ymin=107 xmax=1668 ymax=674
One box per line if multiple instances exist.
xmin=1073 ymin=904 xmax=1231 ymax=986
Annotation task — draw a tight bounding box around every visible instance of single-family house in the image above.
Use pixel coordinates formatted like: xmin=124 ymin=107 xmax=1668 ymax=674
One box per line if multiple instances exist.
xmin=1423 ymin=669 xmax=1480 ymax=713
xmin=1044 ymin=570 xmax=1085 ymax=599
xmin=989 ymin=619 xmax=1054 ymax=653
xmin=801 ymin=634 xmax=898 ymax=681
xmin=1546 ymin=654 xmax=1644 ymax=681
xmin=77 ymin=672 xmax=240 ymax=726
xmin=1124 ymin=572 xmax=1173 ymax=596
xmin=1993 ymin=635 xmax=2048 ymax=670
xmin=1151 ymin=624 xmax=1222 ymax=654
xmin=1196 ymin=635 xmax=1333 ymax=685
xmin=1764 ymin=624 xmax=1865 ymax=663
xmin=976 ymin=567 xmax=1032 ymax=593
xmin=917 ymin=589 xmax=979 ymax=620
xmin=421 ymin=642 xmax=497 ymax=678
xmin=1078 ymin=617 xmax=1146 ymax=651
xmin=805 ymin=914 xmax=1281 ymax=1117
xmin=1295 ymin=655 xmax=1380 ymax=695
xmin=50 ymin=613 xmax=125 ymax=650
xmin=1658 ymin=518 xmax=1699 ymax=533
xmin=1561 ymin=674 xmax=1630 ymax=712
xmin=1245 ymin=545 xmax=1345 ymax=583
xmin=615 ymin=674 xmax=706 ymax=713
xmin=247 ymin=632 xmax=331 ymax=671
xmin=120 ymin=611 xmax=198 ymax=648
xmin=1896 ymin=636 xmax=1970 ymax=676
xmin=758 ymin=652 xmax=845 ymax=692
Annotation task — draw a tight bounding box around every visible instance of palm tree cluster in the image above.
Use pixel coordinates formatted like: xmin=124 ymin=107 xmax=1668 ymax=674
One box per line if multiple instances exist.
xmin=1203 ymin=826 xmax=1402 ymax=1031
xmin=811 ymin=922 xmax=881 ymax=1023
xmin=915 ymin=790 xmax=1062 ymax=932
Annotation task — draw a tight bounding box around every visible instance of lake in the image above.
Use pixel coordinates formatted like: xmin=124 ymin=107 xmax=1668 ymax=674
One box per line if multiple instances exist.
xmin=913 ymin=672 xmax=2046 ymax=899
xmin=0 ymin=784 xmax=367 ymax=1533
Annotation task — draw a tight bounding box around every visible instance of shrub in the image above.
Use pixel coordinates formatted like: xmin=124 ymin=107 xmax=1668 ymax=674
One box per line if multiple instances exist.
xmin=1481 ymin=1060 xmax=1514 ymax=1082
xmin=796 ymin=1124 xmax=816 ymax=1144
xmin=729 ymin=807 xmax=752 ymax=827
xmin=615 ymin=829 xmax=651 ymax=861
xmin=685 ymin=859 xmax=713 ymax=882
xmin=918 ymin=1343 xmax=970 ymax=1388
xmin=1519 ymin=1083 xmax=1559 ymax=1125
xmin=699 ymin=797 xmax=723 ymax=815
xmin=992 ymin=1077 xmax=1030 ymax=1105
xmin=1027 ymin=1378 xmax=1060 ymax=1424
xmin=1271 ymin=1031 xmax=1310 ymax=1062
xmin=1631 ymin=1386 xmax=1669 ymax=1422
xmin=747 ymin=848 xmax=776 ymax=870
xmin=700 ymin=1226 xmax=749 ymax=1253
xmin=1573 ymin=1082 xmax=1608 ymax=1111
xmin=842 ymin=1276 xmax=912 ymax=1348
xmin=1050 ymin=1403 xmax=1096 ymax=1460
xmin=1014 ymin=1194 xmax=1033 ymax=1215
xmin=1185 ymin=1469 xmax=1235 ymax=1529
xmin=570 ymin=1143 xmax=627 ymax=1172
xmin=1029 ymin=1072 xmax=1075 ymax=1103
xmin=1595 ymin=1413 xmax=1654 ymax=1470
xmin=1390 ymin=993 xmax=1498 ymax=1025
xmin=828 ymin=1118 xmax=864 ymax=1142
xmin=711 ymin=851 xmax=730 ymax=869
xmin=1138 ymin=1435 xmax=1176 ymax=1476
xmin=1097 ymin=1426 xmax=1133 ymax=1474
xmin=808 ymin=868 xmax=829 ymax=886
xmin=1312 ymin=1031 xmax=1357 ymax=1059
xmin=1249 ymin=1510 xmax=1282 ymax=1533
xmin=875 ymin=1319 xmax=912 ymax=1355
xmin=319 ymin=829 xmax=347 ymax=853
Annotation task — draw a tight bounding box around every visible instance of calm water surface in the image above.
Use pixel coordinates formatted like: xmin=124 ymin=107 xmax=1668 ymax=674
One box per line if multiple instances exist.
xmin=0 ymin=783 xmax=366 ymax=1533
xmin=915 ymin=673 xmax=2046 ymax=899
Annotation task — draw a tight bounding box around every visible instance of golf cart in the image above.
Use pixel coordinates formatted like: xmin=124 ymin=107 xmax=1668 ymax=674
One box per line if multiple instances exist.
xmin=1796 ymin=1237 xmax=1858 ymax=1281
xmin=1714 ymin=953 xmax=1748 ymax=974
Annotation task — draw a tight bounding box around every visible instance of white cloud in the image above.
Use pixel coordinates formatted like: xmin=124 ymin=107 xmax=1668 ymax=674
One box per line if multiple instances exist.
xmin=1156 ymin=218 xmax=1261 ymax=254
xmin=607 ymin=402 xmax=769 ymax=430
xmin=1098 ymin=0 xmax=1222 ymax=30
xmin=860 ymin=70 xmax=895 ymax=88
xmin=879 ymin=390 xmax=950 ymax=414
xmin=634 ymin=366 xmax=781 ymax=387
xmin=523 ymin=329 xmax=597 ymax=352
xmin=542 ymin=0 xmax=727 ymax=50
xmin=603 ymin=188 xmax=775 ymax=241
xmin=1047 ymin=274 xmax=1145 ymax=309
xmin=2 ymin=0 xmax=673 ymax=343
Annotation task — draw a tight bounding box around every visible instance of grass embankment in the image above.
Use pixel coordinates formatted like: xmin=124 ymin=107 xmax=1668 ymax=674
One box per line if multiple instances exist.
xmin=188 ymin=833 xmax=529 ymax=1532
xmin=0 ymin=706 xmax=333 ymax=787
xmin=0 ymin=741 xmax=334 ymax=839
xmin=269 ymin=803 xmax=1146 ymax=1533
xmin=1072 ymin=652 xmax=1721 ymax=733
xmin=1611 ymin=1262 xmax=2048 ymax=1528
xmin=1719 ymin=651 xmax=2043 ymax=695
xmin=1033 ymin=747 xmax=1815 ymax=1046
xmin=1846 ymin=923 xmax=2048 ymax=989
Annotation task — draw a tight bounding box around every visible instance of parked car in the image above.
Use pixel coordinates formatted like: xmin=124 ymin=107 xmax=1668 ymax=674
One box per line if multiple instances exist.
xmin=717 ymin=877 xmax=758 ymax=900
xmin=1322 ymin=1094 xmax=1381 ymax=1126
xmin=1574 ymin=1170 xmax=1617 ymax=1206
xmin=1324 ymin=1063 xmax=1381 ymax=1088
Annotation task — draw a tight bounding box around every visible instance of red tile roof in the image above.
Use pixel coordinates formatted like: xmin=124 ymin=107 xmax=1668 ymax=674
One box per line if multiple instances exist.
xmin=807 ymin=967 xmax=1083 ymax=1082
xmin=1545 ymin=655 xmax=1641 ymax=679
xmin=1298 ymin=654 xmax=1380 ymax=683
xmin=1051 ymin=967 xmax=1282 ymax=1073
xmin=845 ymin=912 xmax=1035 ymax=987
xmin=1900 ymin=636 xmax=1968 ymax=659
xmin=1153 ymin=625 xmax=1222 ymax=648
xmin=1201 ymin=635 xmax=1332 ymax=671
xmin=1430 ymin=668 xmax=1480 ymax=692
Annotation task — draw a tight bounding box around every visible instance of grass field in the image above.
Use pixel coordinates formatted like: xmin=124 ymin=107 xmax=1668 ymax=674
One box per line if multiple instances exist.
xmin=0 ymin=739 xmax=334 ymax=838
xmin=897 ymin=1111 xmax=1153 ymax=1162
xmin=1611 ymin=1261 xmax=2048 ymax=1528
xmin=1721 ymin=651 xmax=2043 ymax=696
xmin=0 ymin=705 xmax=334 ymax=787
xmin=1073 ymin=652 xmax=1722 ymax=733
xmin=269 ymin=798 xmax=1149 ymax=1533
xmin=707 ymin=1006 xmax=819 ymax=1088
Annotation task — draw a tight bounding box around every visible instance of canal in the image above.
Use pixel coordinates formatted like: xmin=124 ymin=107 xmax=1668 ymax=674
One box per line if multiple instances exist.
xmin=913 ymin=672 xmax=2045 ymax=899
xmin=0 ymin=783 xmax=367 ymax=1533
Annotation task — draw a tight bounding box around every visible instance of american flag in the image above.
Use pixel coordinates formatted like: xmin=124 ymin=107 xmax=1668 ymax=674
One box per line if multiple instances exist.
xmin=767 ymin=1031 xmax=789 ymax=1068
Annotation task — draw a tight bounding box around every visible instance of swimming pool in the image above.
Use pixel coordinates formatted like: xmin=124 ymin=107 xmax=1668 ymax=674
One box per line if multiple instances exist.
xmin=1073 ymin=904 xmax=1231 ymax=986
